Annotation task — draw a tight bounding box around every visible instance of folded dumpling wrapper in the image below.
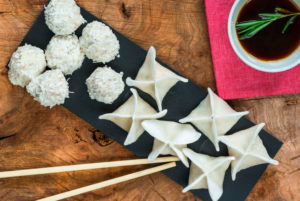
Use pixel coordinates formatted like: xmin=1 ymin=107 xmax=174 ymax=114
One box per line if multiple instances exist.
xmin=182 ymin=148 xmax=235 ymax=201
xmin=218 ymin=123 xmax=279 ymax=181
xmin=142 ymin=120 xmax=201 ymax=167
xmin=99 ymin=88 xmax=167 ymax=146
xmin=126 ymin=46 xmax=188 ymax=111
xmin=180 ymin=88 xmax=248 ymax=151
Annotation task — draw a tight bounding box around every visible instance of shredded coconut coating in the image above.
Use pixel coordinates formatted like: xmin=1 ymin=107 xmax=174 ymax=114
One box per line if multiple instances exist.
xmin=86 ymin=66 xmax=124 ymax=104
xmin=46 ymin=35 xmax=85 ymax=75
xmin=45 ymin=0 xmax=86 ymax=35
xmin=27 ymin=69 xmax=69 ymax=108
xmin=8 ymin=44 xmax=46 ymax=87
xmin=79 ymin=21 xmax=120 ymax=63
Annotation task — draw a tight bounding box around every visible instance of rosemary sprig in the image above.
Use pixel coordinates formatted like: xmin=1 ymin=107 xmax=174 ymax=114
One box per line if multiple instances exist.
xmin=236 ymin=7 xmax=300 ymax=40
xmin=282 ymin=15 xmax=297 ymax=33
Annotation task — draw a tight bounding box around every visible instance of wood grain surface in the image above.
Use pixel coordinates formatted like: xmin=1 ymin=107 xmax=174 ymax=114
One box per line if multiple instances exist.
xmin=0 ymin=0 xmax=299 ymax=200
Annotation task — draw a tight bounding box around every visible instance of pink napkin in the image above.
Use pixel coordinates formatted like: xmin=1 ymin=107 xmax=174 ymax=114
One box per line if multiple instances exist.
xmin=204 ymin=0 xmax=300 ymax=99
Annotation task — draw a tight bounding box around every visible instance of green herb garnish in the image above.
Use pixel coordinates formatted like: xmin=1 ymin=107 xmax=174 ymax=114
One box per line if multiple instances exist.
xmin=236 ymin=7 xmax=300 ymax=40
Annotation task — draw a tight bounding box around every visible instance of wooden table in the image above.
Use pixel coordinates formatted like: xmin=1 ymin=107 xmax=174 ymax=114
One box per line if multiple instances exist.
xmin=0 ymin=0 xmax=299 ymax=200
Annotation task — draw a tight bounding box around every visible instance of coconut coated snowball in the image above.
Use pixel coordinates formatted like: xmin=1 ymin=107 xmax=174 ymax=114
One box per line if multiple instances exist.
xmin=8 ymin=44 xmax=46 ymax=87
xmin=46 ymin=34 xmax=85 ymax=75
xmin=27 ymin=69 xmax=69 ymax=108
xmin=80 ymin=21 xmax=120 ymax=63
xmin=45 ymin=0 xmax=86 ymax=35
xmin=86 ymin=66 xmax=124 ymax=104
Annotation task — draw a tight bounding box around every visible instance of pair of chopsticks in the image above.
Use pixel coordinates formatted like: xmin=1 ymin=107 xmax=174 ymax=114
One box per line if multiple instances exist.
xmin=0 ymin=156 xmax=179 ymax=201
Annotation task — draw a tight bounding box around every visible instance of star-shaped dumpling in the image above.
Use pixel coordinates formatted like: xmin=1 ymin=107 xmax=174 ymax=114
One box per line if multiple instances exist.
xmin=99 ymin=88 xmax=167 ymax=146
xmin=179 ymin=88 xmax=248 ymax=151
xmin=182 ymin=148 xmax=235 ymax=201
xmin=218 ymin=123 xmax=279 ymax=181
xmin=142 ymin=120 xmax=201 ymax=167
xmin=126 ymin=46 xmax=188 ymax=111
xmin=151 ymin=139 xmax=188 ymax=165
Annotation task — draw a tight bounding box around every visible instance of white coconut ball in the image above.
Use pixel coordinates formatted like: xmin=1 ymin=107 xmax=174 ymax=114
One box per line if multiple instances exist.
xmin=86 ymin=66 xmax=124 ymax=104
xmin=27 ymin=69 xmax=69 ymax=108
xmin=46 ymin=35 xmax=84 ymax=75
xmin=45 ymin=0 xmax=86 ymax=35
xmin=8 ymin=44 xmax=46 ymax=87
xmin=80 ymin=21 xmax=120 ymax=63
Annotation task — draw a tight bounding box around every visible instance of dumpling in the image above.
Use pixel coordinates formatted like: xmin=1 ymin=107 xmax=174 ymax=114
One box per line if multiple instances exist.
xmin=26 ymin=69 xmax=69 ymax=108
xmin=99 ymin=88 xmax=167 ymax=146
xmin=179 ymin=88 xmax=248 ymax=151
xmin=142 ymin=120 xmax=201 ymax=167
xmin=79 ymin=21 xmax=120 ymax=63
xmin=218 ymin=123 xmax=279 ymax=181
xmin=45 ymin=34 xmax=85 ymax=75
xmin=149 ymin=139 xmax=189 ymax=167
xmin=86 ymin=66 xmax=124 ymax=104
xmin=8 ymin=44 xmax=46 ymax=87
xmin=45 ymin=0 xmax=86 ymax=35
xmin=182 ymin=148 xmax=235 ymax=201
xmin=126 ymin=46 xmax=188 ymax=111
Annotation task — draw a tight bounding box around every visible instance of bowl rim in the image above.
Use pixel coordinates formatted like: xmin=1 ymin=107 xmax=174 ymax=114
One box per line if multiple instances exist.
xmin=227 ymin=0 xmax=300 ymax=73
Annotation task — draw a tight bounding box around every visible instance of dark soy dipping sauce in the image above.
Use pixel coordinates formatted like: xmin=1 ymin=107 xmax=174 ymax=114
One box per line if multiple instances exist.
xmin=237 ymin=0 xmax=300 ymax=61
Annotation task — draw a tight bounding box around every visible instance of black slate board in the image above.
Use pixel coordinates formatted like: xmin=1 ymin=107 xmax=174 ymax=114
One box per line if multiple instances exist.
xmin=8 ymin=6 xmax=282 ymax=201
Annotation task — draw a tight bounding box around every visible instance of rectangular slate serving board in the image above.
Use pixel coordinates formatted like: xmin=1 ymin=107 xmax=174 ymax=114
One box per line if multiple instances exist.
xmin=9 ymin=5 xmax=282 ymax=201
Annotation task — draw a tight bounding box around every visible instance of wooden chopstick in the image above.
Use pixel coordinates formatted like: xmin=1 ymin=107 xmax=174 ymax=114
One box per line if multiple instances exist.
xmin=0 ymin=156 xmax=179 ymax=179
xmin=37 ymin=162 xmax=176 ymax=201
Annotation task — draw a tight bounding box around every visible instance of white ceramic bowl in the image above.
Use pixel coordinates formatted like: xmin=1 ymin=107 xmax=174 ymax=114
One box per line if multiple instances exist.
xmin=228 ymin=0 xmax=300 ymax=72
